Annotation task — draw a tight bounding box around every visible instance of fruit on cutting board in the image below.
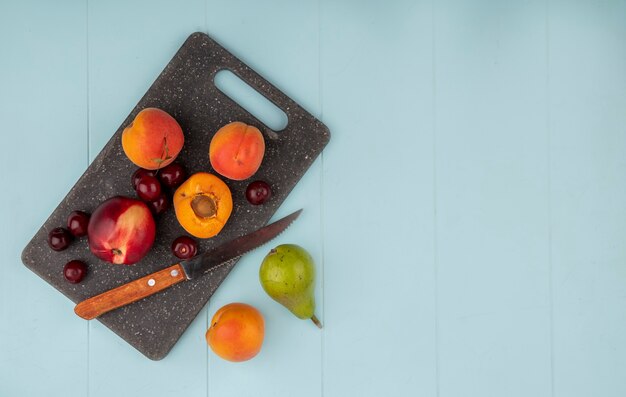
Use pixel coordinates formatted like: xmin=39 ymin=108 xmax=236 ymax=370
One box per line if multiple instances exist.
xmin=64 ymin=260 xmax=87 ymax=283
xmin=48 ymin=227 xmax=73 ymax=251
xmin=135 ymin=173 xmax=162 ymax=202
xmin=171 ymin=235 xmax=197 ymax=259
xmin=122 ymin=108 xmax=184 ymax=170
xmin=148 ymin=192 xmax=170 ymax=216
xmin=206 ymin=303 xmax=265 ymax=362
xmin=87 ymin=196 xmax=156 ymax=265
xmin=245 ymin=180 xmax=272 ymax=205
xmin=209 ymin=121 xmax=265 ymax=180
xmin=259 ymin=244 xmax=322 ymax=328
xmin=67 ymin=211 xmax=90 ymax=237
xmin=173 ymin=172 xmax=233 ymax=238
xmin=131 ymin=168 xmax=155 ymax=190
xmin=157 ymin=162 xmax=187 ymax=188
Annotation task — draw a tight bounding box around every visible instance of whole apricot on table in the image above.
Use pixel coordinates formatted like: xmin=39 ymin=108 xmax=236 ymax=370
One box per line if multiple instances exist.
xmin=122 ymin=108 xmax=184 ymax=170
xmin=173 ymin=172 xmax=233 ymax=238
xmin=206 ymin=303 xmax=265 ymax=362
xmin=209 ymin=121 xmax=265 ymax=180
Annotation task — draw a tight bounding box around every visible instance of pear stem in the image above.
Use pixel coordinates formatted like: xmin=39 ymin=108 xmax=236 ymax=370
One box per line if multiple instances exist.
xmin=310 ymin=315 xmax=323 ymax=329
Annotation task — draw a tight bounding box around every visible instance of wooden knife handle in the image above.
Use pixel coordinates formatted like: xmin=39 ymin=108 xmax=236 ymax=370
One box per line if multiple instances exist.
xmin=74 ymin=264 xmax=186 ymax=320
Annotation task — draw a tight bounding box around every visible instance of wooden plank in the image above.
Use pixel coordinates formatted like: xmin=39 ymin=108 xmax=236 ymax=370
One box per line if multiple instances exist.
xmin=320 ymin=1 xmax=437 ymax=396
xmin=86 ymin=0 xmax=207 ymax=395
xmin=0 ymin=0 xmax=88 ymax=395
xmin=549 ymin=1 xmax=626 ymax=396
xmin=205 ymin=1 xmax=323 ymax=396
xmin=433 ymin=1 xmax=551 ymax=396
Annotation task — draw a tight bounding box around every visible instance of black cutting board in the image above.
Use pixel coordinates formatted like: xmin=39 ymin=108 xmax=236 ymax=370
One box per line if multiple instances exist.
xmin=20 ymin=32 xmax=330 ymax=360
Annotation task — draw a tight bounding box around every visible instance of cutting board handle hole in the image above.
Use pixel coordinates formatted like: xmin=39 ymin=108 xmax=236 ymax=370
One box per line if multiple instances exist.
xmin=214 ymin=70 xmax=288 ymax=132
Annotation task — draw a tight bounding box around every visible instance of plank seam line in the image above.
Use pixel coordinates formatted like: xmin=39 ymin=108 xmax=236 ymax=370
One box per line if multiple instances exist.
xmin=432 ymin=2 xmax=440 ymax=396
xmin=546 ymin=1 xmax=555 ymax=396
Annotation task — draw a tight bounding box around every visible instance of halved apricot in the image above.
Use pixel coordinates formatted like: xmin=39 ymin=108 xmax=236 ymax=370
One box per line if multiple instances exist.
xmin=173 ymin=172 xmax=233 ymax=238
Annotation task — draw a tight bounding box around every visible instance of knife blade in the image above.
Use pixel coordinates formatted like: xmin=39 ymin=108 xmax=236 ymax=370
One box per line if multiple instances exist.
xmin=74 ymin=209 xmax=302 ymax=320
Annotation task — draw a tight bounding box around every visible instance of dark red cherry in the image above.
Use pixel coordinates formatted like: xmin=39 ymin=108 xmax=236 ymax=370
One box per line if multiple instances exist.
xmin=64 ymin=260 xmax=87 ymax=283
xmin=245 ymin=180 xmax=272 ymax=205
xmin=67 ymin=211 xmax=90 ymax=237
xmin=48 ymin=227 xmax=73 ymax=251
xmin=158 ymin=163 xmax=187 ymax=188
xmin=171 ymin=236 xmax=198 ymax=259
xmin=136 ymin=174 xmax=162 ymax=202
xmin=148 ymin=192 xmax=170 ymax=216
xmin=131 ymin=168 xmax=156 ymax=190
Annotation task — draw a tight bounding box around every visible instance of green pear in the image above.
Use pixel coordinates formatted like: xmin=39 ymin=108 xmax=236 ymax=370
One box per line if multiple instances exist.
xmin=259 ymin=244 xmax=322 ymax=328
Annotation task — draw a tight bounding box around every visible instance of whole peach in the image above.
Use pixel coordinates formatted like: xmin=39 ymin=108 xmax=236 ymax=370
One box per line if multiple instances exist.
xmin=87 ymin=196 xmax=155 ymax=265
xmin=209 ymin=121 xmax=265 ymax=180
xmin=206 ymin=303 xmax=265 ymax=362
xmin=122 ymin=108 xmax=184 ymax=170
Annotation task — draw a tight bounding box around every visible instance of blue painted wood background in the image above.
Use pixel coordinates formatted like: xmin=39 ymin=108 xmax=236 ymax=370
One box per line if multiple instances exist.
xmin=1 ymin=0 xmax=626 ymax=396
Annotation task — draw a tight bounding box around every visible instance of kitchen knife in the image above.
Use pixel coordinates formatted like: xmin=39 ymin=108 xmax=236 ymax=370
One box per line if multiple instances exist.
xmin=74 ymin=209 xmax=302 ymax=320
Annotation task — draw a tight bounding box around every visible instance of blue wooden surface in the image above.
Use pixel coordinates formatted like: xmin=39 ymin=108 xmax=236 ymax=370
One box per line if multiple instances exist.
xmin=1 ymin=0 xmax=626 ymax=396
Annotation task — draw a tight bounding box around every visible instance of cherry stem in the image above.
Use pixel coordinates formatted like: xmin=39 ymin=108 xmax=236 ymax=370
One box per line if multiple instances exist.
xmin=310 ymin=315 xmax=323 ymax=329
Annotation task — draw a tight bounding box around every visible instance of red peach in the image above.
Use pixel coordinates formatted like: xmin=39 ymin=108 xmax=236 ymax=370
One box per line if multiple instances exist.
xmin=87 ymin=196 xmax=156 ymax=265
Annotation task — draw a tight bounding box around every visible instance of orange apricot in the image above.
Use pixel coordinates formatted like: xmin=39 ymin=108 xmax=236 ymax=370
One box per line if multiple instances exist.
xmin=206 ymin=303 xmax=265 ymax=362
xmin=209 ymin=121 xmax=265 ymax=180
xmin=122 ymin=108 xmax=184 ymax=170
xmin=173 ymin=172 xmax=232 ymax=238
